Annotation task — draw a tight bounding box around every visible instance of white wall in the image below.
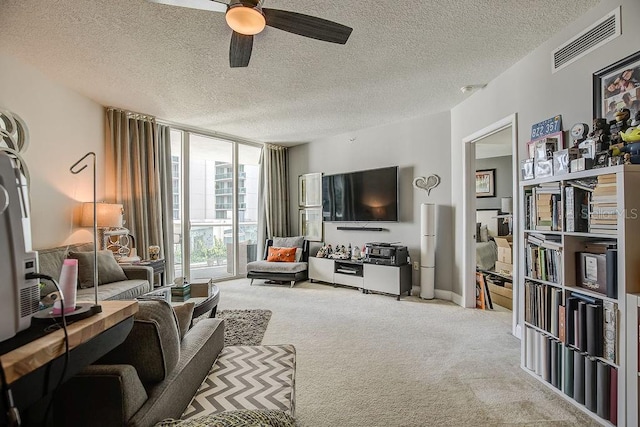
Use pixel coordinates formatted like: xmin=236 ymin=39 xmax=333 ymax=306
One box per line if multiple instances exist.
xmin=289 ymin=111 xmax=453 ymax=293
xmin=450 ymin=0 xmax=640 ymax=300
xmin=0 ymin=53 xmax=104 ymax=249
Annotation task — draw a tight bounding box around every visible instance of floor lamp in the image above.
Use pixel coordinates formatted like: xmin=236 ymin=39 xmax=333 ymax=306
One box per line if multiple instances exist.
xmin=70 ymin=152 xmax=102 ymax=314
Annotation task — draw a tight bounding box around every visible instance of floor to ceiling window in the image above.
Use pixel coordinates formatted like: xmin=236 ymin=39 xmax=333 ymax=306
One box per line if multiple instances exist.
xmin=169 ymin=127 xmax=261 ymax=282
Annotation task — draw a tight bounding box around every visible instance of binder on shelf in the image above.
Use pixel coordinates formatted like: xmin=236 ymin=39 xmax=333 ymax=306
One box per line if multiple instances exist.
xmin=596 ymin=361 xmax=610 ymax=420
xmin=586 ymin=303 xmax=603 ymax=357
xmin=550 ymin=340 xmax=559 ymax=388
xmin=566 ymin=297 xmax=579 ymax=346
xmin=578 ymin=301 xmax=588 ymax=352
xmin=610 ymin=367 xmax=618 ymax=425
xmin=525 ymin=327 xmax=535 ymax=371
xmin=541 ymin=336 xmax=551 ymax=382
xmin=563 ymin=346 xmax=574 ymax=398
xmin=573 ymin=351 xmax=585 ymax=404
xmin=584 ymin=357 xmax=597 ymax=413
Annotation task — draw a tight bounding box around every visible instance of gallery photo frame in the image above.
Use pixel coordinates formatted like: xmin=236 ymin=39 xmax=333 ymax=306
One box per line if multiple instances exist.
xmin=593 ymin=50 xmax=640 ymax=121
xmin=475 ymin=169 xmax=495 ymax=198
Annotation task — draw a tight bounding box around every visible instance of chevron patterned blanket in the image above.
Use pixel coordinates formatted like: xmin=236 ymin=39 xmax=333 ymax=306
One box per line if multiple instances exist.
xmin=182 ymin=345 xmax=296 ymax=420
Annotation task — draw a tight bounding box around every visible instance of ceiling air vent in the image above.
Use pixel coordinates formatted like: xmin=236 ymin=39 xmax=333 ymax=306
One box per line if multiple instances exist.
xmin=552 ymin=7 xmax=621 ymax=73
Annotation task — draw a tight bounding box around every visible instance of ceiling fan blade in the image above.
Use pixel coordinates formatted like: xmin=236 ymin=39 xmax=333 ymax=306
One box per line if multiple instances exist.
xmin=263 ymin=8 xmax=352 ymax=44
xmin=147 ymin=0 xmax=227 ymax=13
xmin=230 ymin=31 xmax=253 ymax=68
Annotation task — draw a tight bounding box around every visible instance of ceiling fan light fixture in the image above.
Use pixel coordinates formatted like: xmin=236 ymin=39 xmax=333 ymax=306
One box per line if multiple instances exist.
xmin=226 ymin=5 xmax=266 ymax=35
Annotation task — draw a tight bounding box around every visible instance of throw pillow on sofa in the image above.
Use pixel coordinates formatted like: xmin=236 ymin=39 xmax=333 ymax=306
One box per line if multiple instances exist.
xmin=272 ymin=236 xmax=304 ymax=249
xmin=267 ymin=247 xmax=297 ymax=262
xmin=173 ymin=302 xmax=195 ymax=340
xmin=68 ymin=250 xmax=128 ymax=288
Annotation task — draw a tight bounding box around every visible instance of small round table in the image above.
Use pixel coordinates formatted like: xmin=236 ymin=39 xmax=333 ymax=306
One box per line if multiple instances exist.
xmin=190 ymin=284 xmax=221 ymax=319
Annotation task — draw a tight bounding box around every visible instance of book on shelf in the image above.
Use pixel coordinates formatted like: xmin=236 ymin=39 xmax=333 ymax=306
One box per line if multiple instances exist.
xmin=569 ymin=177 xmax=597 ymax=192
xmin=588 ymin=174 xmax=619 ymax=234
xmin=525 ymin=242 xmax=562 ymax=283
xmin=603 ymin=301 xmax=617 ymax=364
xmin=565 ymin=186 xmax=589 ymax=232
xmin=597 ymin=173 xmax=616 ymax=183
xmin=526 ymin=185 xmax=563 ymax=231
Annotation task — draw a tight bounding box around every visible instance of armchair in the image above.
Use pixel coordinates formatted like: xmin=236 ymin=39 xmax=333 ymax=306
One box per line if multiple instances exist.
xmin=246 ymin=238 xmax=309 ymax=287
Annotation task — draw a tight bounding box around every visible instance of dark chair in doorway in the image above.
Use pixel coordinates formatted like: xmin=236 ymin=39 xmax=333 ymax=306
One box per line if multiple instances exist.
xmin=246 ymin=237 xmax=309 ymax=288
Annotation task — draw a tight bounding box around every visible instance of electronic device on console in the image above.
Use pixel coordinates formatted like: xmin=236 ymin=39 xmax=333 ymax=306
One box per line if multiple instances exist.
xmin=0 ymin=152 xmax=39 ymax=342
xmin=363 ymin=242 xmax=408 ymax=266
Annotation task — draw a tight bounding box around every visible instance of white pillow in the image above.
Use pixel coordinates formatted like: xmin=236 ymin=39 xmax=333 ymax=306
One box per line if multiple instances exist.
xmin=295 ymin=247 xmax=302 ymax=262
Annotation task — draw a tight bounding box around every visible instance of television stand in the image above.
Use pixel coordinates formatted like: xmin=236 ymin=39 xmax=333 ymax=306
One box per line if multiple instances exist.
xmin=309 ymin=258 xmax=411 ymax=300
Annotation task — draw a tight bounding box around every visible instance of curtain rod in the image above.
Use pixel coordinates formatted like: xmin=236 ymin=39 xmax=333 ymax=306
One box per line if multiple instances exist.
xmin=264 ymin=143 xmax=288 ymax=151
xmin=106 ymin=107 xmax=155 ymax=122
xmin=156 ymin=118 xmax=264 ymax=148
xmin=107 ymin=107 xmax=269 ymax=149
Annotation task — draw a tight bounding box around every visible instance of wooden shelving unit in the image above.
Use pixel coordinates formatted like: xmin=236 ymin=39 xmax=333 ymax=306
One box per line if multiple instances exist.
xmin=519 ymin=164 xmax=640 ymax=426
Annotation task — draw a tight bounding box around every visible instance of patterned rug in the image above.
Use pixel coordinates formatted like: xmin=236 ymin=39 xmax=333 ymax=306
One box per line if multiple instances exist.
xmin=216 ymin=309 xmax=272 ymax=346
xmin=182 ymin=345 xmax=296 ymax=420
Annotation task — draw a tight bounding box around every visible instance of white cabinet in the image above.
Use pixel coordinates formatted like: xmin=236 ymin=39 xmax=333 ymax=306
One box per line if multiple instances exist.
xmin=363 ymin=263 xmax=412 ymax=300
xmin=309 ymin=257 xmax=411 ymax=299
xmin=309 ymin=257 xmax=334 ymax=284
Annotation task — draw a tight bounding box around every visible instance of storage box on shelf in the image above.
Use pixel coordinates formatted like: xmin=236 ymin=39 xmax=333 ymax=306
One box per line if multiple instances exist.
xmin=519 ymin=165 xmax=640 ymax=426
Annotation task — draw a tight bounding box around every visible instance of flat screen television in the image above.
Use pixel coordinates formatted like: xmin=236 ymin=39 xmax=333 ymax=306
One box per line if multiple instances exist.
xmin=322 ymin=166 xmax=399 ymax=222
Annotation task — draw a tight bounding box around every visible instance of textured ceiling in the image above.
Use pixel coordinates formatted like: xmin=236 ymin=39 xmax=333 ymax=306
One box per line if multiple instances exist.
xmin=0 ymin=0 xmax=600 ymax=145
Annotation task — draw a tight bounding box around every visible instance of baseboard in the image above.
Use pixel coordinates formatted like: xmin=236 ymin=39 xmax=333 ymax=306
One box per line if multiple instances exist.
xmin=433 ymin=289 xmax=464 ymax=306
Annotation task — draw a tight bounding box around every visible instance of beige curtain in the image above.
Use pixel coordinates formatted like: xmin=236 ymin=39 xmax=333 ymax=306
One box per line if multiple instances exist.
xmin=105 ymin=108 xmax=174 ymax=281
xmin=258 ymin=144 xmax=290 ymax=252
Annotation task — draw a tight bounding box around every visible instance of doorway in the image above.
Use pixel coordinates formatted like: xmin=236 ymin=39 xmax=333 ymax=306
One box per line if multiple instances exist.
xmin=462 ymin=114 xmax=520 ymax=338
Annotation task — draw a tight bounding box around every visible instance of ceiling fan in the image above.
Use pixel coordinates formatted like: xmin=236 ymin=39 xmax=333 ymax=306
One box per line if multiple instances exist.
xmin=148 ymin=0 xmax=353 ymax=68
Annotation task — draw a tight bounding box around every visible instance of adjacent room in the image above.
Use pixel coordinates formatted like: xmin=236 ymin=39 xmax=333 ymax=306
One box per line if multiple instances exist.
xmin=1 ymin=0 xmax=640 ymax=426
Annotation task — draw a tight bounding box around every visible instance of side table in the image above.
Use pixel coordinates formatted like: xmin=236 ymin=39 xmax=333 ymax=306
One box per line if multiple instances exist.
xmin=141 ymin=285 xmax=173 ymax=304
xmin=138 ymin=258 xmax=166 ymax=287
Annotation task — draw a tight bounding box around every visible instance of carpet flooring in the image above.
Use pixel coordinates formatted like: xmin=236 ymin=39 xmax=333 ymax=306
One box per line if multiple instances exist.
xmin=215 ymin=279 xmax=599 ymax=427
xmin=217 ymin=309 xmax=272 ymax=346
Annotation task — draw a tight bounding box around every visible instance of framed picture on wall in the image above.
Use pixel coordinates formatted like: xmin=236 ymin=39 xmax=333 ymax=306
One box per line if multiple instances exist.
xmin=593 ymin=50 xmax=640 ymax=121
xmin=298 ymin=173 xmax=322 ymax=207
xmin=475 ymin=169 xmax=495 ymax=198
xmin=299 ymin=207 xmax=323 ymax=241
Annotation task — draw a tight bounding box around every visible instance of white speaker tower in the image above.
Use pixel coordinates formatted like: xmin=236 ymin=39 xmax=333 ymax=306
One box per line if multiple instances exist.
xmin=420 ymin=203 xmax=436 ymax=299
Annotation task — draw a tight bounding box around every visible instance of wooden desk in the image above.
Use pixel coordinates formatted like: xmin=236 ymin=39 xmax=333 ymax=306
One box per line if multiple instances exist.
xmin=0 ymin=300 xmax=138 ymax=385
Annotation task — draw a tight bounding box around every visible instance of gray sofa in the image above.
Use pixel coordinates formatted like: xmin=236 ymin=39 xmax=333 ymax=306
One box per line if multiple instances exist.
xmin=54 ymin=299 xmax=225 ymax=427
xmin=37 ymin=242 xmax=154 ymax=301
